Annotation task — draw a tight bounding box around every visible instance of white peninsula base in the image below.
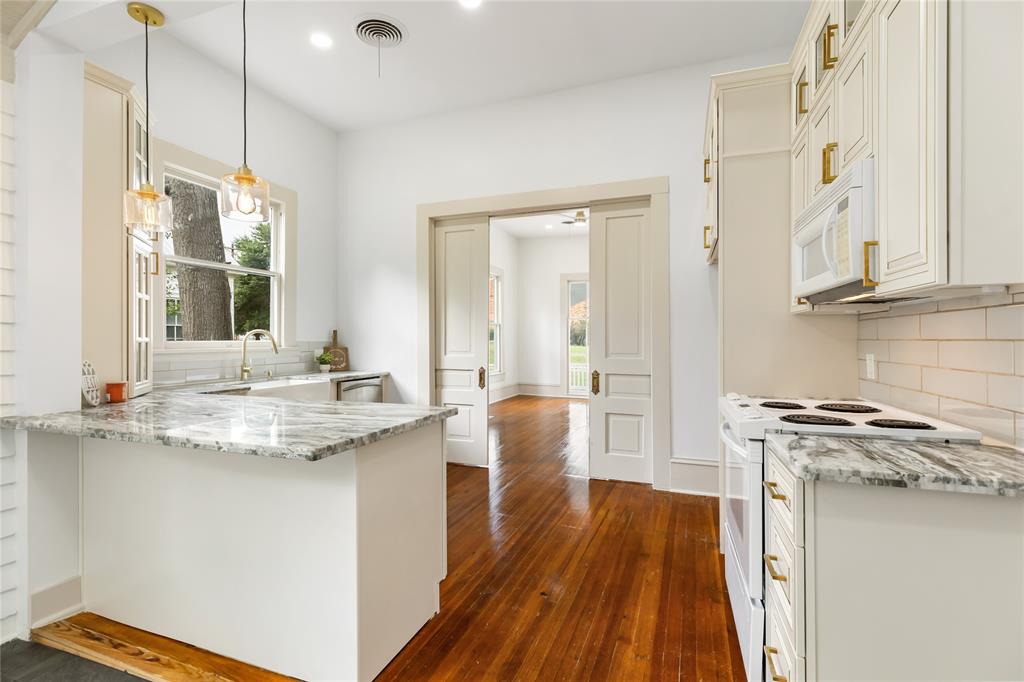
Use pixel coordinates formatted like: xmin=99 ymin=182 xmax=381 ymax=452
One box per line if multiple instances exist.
xmin=82 ymin=421 xmax=444 ymax=681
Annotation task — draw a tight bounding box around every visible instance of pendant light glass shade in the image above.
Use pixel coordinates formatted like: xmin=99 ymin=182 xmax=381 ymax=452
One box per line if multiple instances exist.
xmin=220 ymin=165 xmax=270 ymax=221
xmin=222 ymin=0 xmax=270 ymax=222
xmin=124 ymin=182 xmax=173 ymax=232
xmin=123 ymin=3 xmax=171 ymax=234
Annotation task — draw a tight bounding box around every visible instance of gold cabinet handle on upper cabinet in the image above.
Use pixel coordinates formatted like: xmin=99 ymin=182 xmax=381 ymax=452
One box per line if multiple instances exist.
xmin=703 ymin=225 xmax=712 ymax=249
xmin=149 ymin=251 xmax=159 ymax=276
xmin=764 ymin=646 xmax=788 ymax=682
xmin=797 ymin=81 xmax=809 ymax=114
xmin=821 ymin=141 xmax=838 ymax=184
xmin=863 ymin=240 xmax=880 ymax=287
xmin=823 ymin=22 xmax=839 ymax=69
xmin=703 ymin=158 xmax=711 ymax=183
xmin=478 ymin=366 xmax=486 ymax=389
xmin=763 ymin=481 xmax=788 ymax=501
xmin=763 ymin=554 xmax=788 ymax=582
xmin=591 ymin=370 xmax=600 ymax=395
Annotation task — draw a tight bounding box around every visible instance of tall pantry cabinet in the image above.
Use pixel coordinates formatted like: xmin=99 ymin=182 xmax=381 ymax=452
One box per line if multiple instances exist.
xmin=82 ymin=64 xmax=155 ymax=399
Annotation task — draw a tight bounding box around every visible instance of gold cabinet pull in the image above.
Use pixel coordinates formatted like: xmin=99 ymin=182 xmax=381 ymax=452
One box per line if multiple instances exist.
xmin=148 ymin=251 xmax=159 ymax=276
xmin=794 ymin=296 xmax=809 ymax=306
xmin=863 ymin=240 xmax=879 ymax=287
xmin=764 ymin=646 xmax=788 ymax=682
xmin=797 ymin=81 xmax=809 ymax=114
xmin=478 ymin=366 xmax=486 ymax=389
xmin=821 ymin=141 xmax=838 ymax=184
xmin=703 ymin=157 xmax=711 ymax=183
xmin=763 ymin=481 xmax=788 ymax=501
xmin=591 ymin=370 xmax=600 ymax=395
xmin=822 ymin=22 xmax=839 ymax=69
xmin=703 ymin=225 xmax=712 ymax=249
xmin=764 ymin=554 xmax=788 ymax=582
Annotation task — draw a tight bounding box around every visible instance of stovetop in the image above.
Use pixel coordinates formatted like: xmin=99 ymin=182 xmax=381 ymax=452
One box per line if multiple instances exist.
xmin=720 ymin=394 xmax=982 ymax=442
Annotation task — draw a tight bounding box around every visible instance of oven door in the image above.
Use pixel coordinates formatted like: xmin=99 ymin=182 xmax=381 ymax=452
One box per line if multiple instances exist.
xmin=720 ymin=419 xmax=764 ymax=601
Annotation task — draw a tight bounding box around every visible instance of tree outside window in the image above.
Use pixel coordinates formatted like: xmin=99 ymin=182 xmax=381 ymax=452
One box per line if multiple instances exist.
xmin=488 ymin=273 xmax=502 ymax=374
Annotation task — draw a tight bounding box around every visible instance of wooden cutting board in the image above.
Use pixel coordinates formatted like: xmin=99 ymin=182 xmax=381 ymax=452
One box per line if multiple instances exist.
xmin=325 ymin=330 xmax=349 ymax=371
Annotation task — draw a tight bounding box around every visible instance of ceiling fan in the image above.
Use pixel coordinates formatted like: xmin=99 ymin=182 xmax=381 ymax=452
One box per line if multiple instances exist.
xmin=560 ymin=210 xmax=588 ymax=227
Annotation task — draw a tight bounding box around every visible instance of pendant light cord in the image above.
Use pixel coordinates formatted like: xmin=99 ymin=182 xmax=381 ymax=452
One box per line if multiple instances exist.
xmin=242 ymin=0 xmax=247 ymax=167
xmin=144 ymin=19 xmax=151 ymax=184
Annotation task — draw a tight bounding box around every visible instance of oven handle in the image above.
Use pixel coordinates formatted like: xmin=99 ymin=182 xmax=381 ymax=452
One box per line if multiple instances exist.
xmin=719 ymin=420 xmax=747 ymax=455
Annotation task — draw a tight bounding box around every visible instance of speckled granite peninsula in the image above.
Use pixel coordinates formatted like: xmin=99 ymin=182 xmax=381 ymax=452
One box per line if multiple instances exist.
xmin=1 ymin=391 xmax=456 ymax=461
xmin=766 ymin=432 xmax=1024 ymax=496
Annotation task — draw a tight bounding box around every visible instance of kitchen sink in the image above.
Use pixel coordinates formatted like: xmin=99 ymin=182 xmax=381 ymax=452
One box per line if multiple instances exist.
xmin=201 ymin=376 xmax=334 ymax=401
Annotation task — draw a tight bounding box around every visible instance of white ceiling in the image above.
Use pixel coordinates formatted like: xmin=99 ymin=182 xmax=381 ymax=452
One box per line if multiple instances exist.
xmin=37 ymin=0 xmax=808 ymax=132
xmin=492 ymin=209 xmax=588 ymax=239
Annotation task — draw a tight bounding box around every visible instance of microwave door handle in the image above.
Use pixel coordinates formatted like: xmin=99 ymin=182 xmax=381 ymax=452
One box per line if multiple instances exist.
xmin=821 ymin=203 xmax=839 ymax=276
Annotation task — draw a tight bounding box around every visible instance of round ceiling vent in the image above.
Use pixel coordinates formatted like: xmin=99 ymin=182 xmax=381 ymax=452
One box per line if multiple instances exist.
xmin=354 ymin=15 xmax=405 ymax=49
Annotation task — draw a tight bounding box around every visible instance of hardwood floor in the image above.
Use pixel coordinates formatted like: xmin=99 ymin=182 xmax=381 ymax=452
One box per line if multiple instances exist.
xmin=378 ymin=395 xmax=744 ymax=681
xmin=29 ymin=395 xmax=742 ymax=681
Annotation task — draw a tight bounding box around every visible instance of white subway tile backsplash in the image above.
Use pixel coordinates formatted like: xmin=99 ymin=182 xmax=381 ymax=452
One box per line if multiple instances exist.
xmin=937 ymin=293 xmax=1013 ymax=311
xmin=920 ymin=308 xmax=986 ymax=339
xmin=987 ymin=305 xmax=1024 ymax=340
xmin=877 ymin=362 xmax=921 ymax=390
xmin=858 ymin=380 xmax=891 ymax=403
xmin=888 ymin=387 xmax=939 ymax=418
xmin=857 ymin=340 xmax=889 ymax=361
xmin=858 ymin=319 xmax=878 ymax=340
xmin=888 ymin=340 xmax=937 ymax=366
xmin=1016 ymin=342 xmax=1024 ymax=376
xmin=152 ymin=344 xmax=318 ymax=387
xmin=877 ymin=315 xmax=920 ymax=339
xmin=1017 ymin=415 xmax=1024 ymax=450
xmin=922 ymin=367 xmax=988 ymax=404
xmin=939 ymin=341 xmax=1015 ymax=374
xmin=939 ymin=398 xmax=1016 ymax=444
xmin=988 ymin=375 xmax=1024 ymax=413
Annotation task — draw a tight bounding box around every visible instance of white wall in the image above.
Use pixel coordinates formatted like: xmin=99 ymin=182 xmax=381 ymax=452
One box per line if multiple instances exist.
xmin=87 ymin=32 xmax=339 ymax=343
xmin=488 ymin=224 xmax=518 ymax=397
xmin=336 ymin=48 xmax=788 ymax=467
xmin=517 ymin=236 xmax=588 ymax=391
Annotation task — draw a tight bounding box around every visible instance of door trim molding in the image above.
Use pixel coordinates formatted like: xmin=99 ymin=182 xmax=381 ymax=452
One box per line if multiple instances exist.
xmin=416 ymin=177 xmax=672 ymax=489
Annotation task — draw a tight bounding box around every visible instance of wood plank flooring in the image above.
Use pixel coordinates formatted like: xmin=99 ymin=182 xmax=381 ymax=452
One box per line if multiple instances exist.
xmin=29 ymin=395 xmax=743 ymax=681
xmin=377 ymin=395 xmax=744 ymax=681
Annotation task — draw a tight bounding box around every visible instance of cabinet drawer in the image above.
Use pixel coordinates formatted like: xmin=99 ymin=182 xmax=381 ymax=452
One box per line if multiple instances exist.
xmin=765 ymin=448 xmax=804 ymax=547
xmin=765 ymin=584 xmax=804 ymax=682
xmin=765 ymin=511 xmax=806 ymax=658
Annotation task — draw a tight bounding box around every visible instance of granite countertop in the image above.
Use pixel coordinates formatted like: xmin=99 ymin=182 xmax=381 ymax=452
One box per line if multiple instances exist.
xmin=0 ymin=391 xmax=456 ymax=462
xmin=766 ymin=433 xmax=1024 ymax=496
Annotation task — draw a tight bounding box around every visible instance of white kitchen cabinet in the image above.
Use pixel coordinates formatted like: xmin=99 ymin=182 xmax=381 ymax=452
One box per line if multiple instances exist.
xmin=82 ymin=64 xmax=156 ymax=398
xmin=812 ymin=11 xmax=839 ymax=92
xmin=791 ymin=128 xmax=810 ymax=224
xmin=834 ymin=25 xmax=872 ymax=172
xmin=875 ymin=0 xmax=947 ymax=293
xmin=703 ymin=94 xmax=719 ymax=263
xmin=791 ymin=49 xmax=810 ymax=139
xmin=807 ymin=81 xmax=835 ymax=201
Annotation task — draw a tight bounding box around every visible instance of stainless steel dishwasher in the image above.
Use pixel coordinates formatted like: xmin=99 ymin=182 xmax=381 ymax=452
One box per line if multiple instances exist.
xmin=337 ymin=375 xmax=383 ymax=403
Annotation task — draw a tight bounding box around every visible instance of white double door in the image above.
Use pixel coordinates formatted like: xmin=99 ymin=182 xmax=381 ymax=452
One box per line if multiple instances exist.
xmin=434 ymin=200 xmax=655 ymax=483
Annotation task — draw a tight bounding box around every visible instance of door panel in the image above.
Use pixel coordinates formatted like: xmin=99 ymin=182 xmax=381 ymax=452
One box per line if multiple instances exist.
xmin=836 ymin=27 xmax=872 ymax=171
xmin=589 ymin=200 xmax=653 ymax=484
xmin=809 ymin=82 xmax=835 ymax=199
xmin=434 ymin=218 xmax=489 ymax=467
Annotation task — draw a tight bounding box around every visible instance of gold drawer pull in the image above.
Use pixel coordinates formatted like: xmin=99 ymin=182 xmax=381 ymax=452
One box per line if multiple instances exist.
xmin=797 ymin=81 xmax=808 ymax=114
xmin=821 ymin=141 xmax=838 ymax=185
xmin=764 ymin=554 xmax=788 ymax=582
xmin=763 ymin=481 xmax=788 ymax=501
xmin=822 ymin=22 xmax=839 ymax=70
xmin=863 ymin=240 xmax=879 ymax=287
xmin=703 ymin=157 xmax=711 ymax=183
xmin=703 ymin=225 xmax=712 ymax=249
xmin=764 ymin=646 xmax=788 ymax=682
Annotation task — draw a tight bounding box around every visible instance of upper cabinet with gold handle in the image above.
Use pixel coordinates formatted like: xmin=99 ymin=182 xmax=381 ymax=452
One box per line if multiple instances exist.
xmin=815 ymin=18 xmax=839 ymax=86
xmin=703 ymin=157 xmax=712 ymax=183
xmin=703 ymin=225 xmax=712 ymax=250
xmin=821 ymin=141 xmax=838 ymax=185
xmin=148 ymin=251 xmax=160 ymax=276
xmin=823 ymin=23 xmax=839 ymax=69
xmin=796 ymin=80 xmax=809 ymax=115
xmin=478 ymin=366 xmax=486 ymax=389
xmin=863 ymin=240 xmax=879 ymax=287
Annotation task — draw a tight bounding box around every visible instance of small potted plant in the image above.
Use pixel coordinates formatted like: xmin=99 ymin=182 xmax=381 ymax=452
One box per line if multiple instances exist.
xmin=316 ymin=351 xmax=334 ymax=373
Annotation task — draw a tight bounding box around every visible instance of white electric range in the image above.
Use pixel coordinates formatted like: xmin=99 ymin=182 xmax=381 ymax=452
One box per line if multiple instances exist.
xmin=717 ymin=394 xmax=982 ymax=682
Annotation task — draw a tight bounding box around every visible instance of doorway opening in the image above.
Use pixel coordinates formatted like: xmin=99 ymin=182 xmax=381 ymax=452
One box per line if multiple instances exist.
xmin=488 ymin=209 xmax=590 ymax=477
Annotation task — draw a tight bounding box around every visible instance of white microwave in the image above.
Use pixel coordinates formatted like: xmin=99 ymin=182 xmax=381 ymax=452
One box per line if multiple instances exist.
xmin=792 ymin=159 xmax=878 ymax=302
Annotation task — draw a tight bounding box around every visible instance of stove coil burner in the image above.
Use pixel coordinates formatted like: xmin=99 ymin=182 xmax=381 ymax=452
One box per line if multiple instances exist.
xmin=760 ymin=401 xmax=806 ymax=410
xmin=864 ymin=418 xmax=936 ymax=430
xmin=780 ymin=414 xmax=855 ymax=427
xmin=815 ymin=402 xmax=882 ymax=414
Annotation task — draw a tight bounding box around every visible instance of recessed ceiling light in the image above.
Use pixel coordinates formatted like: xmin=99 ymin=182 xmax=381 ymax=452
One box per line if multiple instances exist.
xmin=310 ymin=32 xmax=333 ymax=49
xmin=459 ymin=0 xmax=482 ymax=9
xmin=545 ymin=224 xmax=553 ymax=230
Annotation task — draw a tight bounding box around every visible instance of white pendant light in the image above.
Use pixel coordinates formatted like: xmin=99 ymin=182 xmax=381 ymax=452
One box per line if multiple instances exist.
xmin=221 ymin=0 xmax=270 ymax=222
xmin=123 ymin=3 xmax=172 ymax=234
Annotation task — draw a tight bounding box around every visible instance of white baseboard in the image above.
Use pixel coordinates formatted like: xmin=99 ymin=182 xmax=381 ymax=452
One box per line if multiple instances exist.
xmin=30 ymin=577 xmax=83 ymax=628
xmin=669 ymin=457 xmax=719 ymax=497
xmin=518 ymin=383 xmax=585 ymax=399
xmin=488 ymin=384 xmax=520 ymax=404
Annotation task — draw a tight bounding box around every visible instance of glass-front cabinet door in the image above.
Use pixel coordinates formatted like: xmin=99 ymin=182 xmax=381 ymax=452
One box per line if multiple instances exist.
xmin=128 ymin=234 xmax=154 ymax=397
xmin=844 ymin=0 xmax=868 ymax=38
xmin=793 ymin=63 xmax=809 ymax=131
xmin=814 ymin=14 xmax=839 ymax=87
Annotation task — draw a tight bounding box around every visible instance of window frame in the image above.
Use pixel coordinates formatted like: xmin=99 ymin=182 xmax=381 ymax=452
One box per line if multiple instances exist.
xmin=560 ymin=273 xmax=590 ymax=396
xmin=488 ymin=269 xmax=503 ymax=376
xmin=151 ymin=138 xmax=298 ymax=351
